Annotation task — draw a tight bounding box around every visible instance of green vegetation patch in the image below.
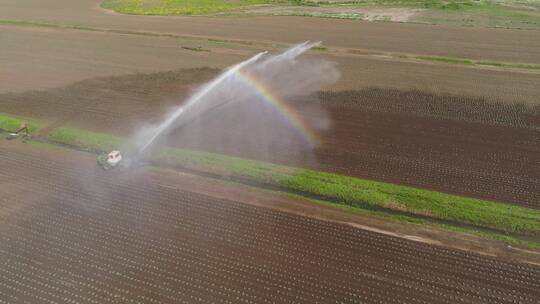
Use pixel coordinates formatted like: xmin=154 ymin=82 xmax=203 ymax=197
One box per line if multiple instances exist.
xmin=0 ymin=117 xmax=136 ymax=158
xmin=476 ymin=61 xmax=540 ymax=70
xmin=100 ymin=0 xmax=540 ymax=30
xmin=181 ymin=46 xmax=211 ymax=52
xmin=289 ymin=192 xmax=540 ymax=250
xmin=47 ymin=128 xmax=124 ymax=153
xmin=0 ymin=114 xmax=40 ymax=133
xmin=414 ymin=0 xmax=540 ymax=29
xmin=414 ymin=56 xmax=540 ymax=70
xmin=157 ymin=145 xmax=539 ymax=237
xmin=311 ymin=46 xmax=328 ymax=51
xmin=416 ymin=56 xmax=474 ymax=65
xmin=101 ymin=0 xmax=302 ymax=15
xmin=101 ymin=0 xmax=489 ymax=15
xmin=279 ymin=170 xmax=539 ymax=234
xmin=340 ymin=0 xmax=485 ymax=10
xmin=1 ymin=113 xmax=538 ymax=239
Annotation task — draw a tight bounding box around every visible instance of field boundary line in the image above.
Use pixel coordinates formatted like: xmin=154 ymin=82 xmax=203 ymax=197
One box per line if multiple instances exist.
xmin=2 ymin=19 xmax=540 ymax=73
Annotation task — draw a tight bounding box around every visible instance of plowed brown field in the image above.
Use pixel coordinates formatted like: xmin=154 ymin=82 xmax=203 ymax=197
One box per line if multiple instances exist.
xmin=2 ymin=0 xmax=540 ymax=64
xmin=1 ymin=141 xmax=539 ymax=304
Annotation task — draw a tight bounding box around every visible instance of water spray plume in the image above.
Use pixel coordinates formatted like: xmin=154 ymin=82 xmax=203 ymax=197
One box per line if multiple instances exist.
xmin=135 ymin=41 xmax=339 ymax=156
xmin=261 ymin=41 xmax=321 ymax=66
xmin=138 ymin=51 xmax=267 ymax=153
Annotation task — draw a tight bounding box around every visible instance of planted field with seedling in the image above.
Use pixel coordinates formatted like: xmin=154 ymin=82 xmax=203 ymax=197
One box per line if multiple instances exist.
xmin=1 ymin=0 xmax=539 ymax=303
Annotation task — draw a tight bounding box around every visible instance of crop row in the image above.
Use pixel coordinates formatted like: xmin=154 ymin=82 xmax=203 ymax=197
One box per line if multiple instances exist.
xmin=0 ymin=148 xmax=539 ymax=303
xmin=317 ymin=89 xmax=540 ymax=129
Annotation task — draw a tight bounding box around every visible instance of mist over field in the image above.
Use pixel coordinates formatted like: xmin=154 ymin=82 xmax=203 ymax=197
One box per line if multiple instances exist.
xmin=133 ymin=42 xmax=340 ymax=163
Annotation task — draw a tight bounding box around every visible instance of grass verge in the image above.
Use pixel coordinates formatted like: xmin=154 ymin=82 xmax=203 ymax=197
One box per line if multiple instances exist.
xmin=415 ymin=55 xmax=540 ymax=70
xmin=47 ymin=128 xmax=125 ymax=154
xmin=101 ymin=0 xmax=303 ymax=15
xmin=416 ymin=56 xmax=474 ymax=65
xmin=181 ymin=46 xmax=211 ymax=52
xmin=158 ymin=148 xmax=540 ymax=237
xmin=0 ymin=114 xmax=40 ymax=133
xmin=476 ymin=61 xmax=540 ymax=70
xmin=1 ymin=113 xmax=538 ymax=240
xmin=99 ymin=0 xmax=492 ymax=16
xmin=289 ymin=193 xmax=540 ymax=250
xmin=98 ymin=0 xmax=540 ymax=30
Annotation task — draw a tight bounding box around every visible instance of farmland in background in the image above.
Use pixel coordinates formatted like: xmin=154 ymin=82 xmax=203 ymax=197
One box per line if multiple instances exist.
xmin=102 ymin=0 xmax=540 ymax=29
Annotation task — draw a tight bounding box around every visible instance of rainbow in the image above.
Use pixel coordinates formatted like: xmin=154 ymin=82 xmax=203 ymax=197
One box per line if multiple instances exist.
xmin=235 ymin=70 xmax=322 ymax=146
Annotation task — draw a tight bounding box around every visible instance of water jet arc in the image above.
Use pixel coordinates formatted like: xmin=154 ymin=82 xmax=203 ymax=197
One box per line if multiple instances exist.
xmin=138 ymin=51 xmax=267 ymax=154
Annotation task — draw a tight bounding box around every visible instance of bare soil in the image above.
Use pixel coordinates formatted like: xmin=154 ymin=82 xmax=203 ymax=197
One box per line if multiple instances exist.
xmin=1 ymin=139 xmax=539 ymax=303
xmin=1 ymin=0 xmax=540 ymax=64
xmin=3 ymin=25 xmax=540 ymax=106
xmin=0 ymin=26 xmax=245 ymax=93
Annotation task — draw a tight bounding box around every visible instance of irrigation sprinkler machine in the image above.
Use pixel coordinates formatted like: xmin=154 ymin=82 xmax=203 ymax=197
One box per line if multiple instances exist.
xmin=97 ymin=148 xmax=149 ymax=170
xmin=97 ymin=150 xmax=123 ymax=170
xmin=97 ymin=150 xmax=150 ymax=170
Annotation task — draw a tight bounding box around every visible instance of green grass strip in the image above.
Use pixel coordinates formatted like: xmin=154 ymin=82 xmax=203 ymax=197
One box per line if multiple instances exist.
xmin=47 ymin=128 xmax=124 ymax=153
xmin=416 ymin=56 xmax=474 ymax=65
xmin=415 ymin=56 xmax=540 ymax=70
xmin=0 ymin=113 xmax=40 ymax=133
xmin=476 ymin=61 xmax=540 ymax=70
xmin=99 ymin=0 xmax=490 ymax=16
xmin=1 ymin=113 xmax=538 ymax=237
xmin=101 ymin=0 xmax=303 ymax=15
xmin=286 ymin=192 xmax=540 ymax=250
xmin=158 ymin=148 xmax=540 ymax=236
